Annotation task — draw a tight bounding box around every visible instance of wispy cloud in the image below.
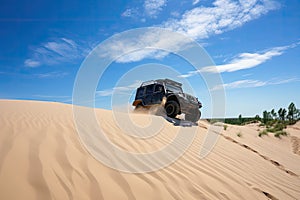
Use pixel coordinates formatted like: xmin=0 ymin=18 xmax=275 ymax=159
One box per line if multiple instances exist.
xmin=24 ymin=38 xmax=91 ymax=67
xmin=163 ymin=0 xmax=279 ymax=40
xmin=96 ymin=80 xmax=142 ymax=97
xmin=122 ymin=0 xmax=167 ymax=19
xmin=97 ymin=29 xmax=192 ymax=63
xmin=0 ymin=70 xmax=68 ymax=79
xmin=121 ymin=8 xmax=138 ymax=18
xmin=144 ymin=0 xmax=167 ymax=18
xmin=242 ymin=73 xmax=253 ymax=77
xmin=179 ymin=42 xmax=300 ymax=77
xmin=24 ymin=59 xmax=41 ymax=67
xmin=212 ymin=78 xmax=300 ymax=91
xmin=118 ymin=0 xmax=279 ymax=63
xmin=34 ymin=71 xmax=68 ymax=78
xmin=192 ymin=0 xmax=200 ymax=5
xmin=202 ymin=45 xmax=294 ymax=73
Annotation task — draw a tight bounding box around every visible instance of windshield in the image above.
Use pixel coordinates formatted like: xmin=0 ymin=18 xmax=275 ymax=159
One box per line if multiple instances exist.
xmin=165 ymin=84 xmax=183 ymax=93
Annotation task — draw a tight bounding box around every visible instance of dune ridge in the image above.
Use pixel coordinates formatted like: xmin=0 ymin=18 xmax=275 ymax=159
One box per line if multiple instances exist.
xmin=0 ymin=100 xmax=299 ymax=200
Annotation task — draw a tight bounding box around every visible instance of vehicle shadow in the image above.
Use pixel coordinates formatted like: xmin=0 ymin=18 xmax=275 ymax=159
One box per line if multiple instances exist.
xmin=134 ymin=105 xmax=198 ymax=127
xmin=163 ymin=116 xmax=198 ymax=127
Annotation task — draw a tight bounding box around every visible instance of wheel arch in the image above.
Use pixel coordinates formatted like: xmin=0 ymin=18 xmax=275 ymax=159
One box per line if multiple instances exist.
xmin=132 ymin=99 xmax=143 ymax=107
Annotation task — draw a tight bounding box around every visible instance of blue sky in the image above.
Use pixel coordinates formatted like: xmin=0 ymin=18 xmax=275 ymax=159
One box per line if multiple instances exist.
xmin=0 ymin=0 xmax=299 ymax=117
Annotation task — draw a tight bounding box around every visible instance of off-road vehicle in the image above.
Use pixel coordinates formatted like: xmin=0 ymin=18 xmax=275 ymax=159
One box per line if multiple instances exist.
xmin=132 ymin=79 xmax=202 ymax=122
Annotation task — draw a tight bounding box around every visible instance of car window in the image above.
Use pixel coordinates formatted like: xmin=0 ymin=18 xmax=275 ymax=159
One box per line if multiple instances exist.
xmin=145 ymin=84 xmax=154 ymax=94
xmin=154 ymin=84 xmax=163 ymax=93
xmin=166 ymin=84 xmax=183 ymax=93
xmin=136 ymin=87 xmax=145 ymax=97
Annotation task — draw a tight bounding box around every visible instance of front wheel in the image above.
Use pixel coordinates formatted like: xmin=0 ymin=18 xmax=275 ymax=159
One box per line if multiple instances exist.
xmin=165 ymin=100 xmax=180 ymax=118
xmin=185 ymin=110 xmax=201 ymax=122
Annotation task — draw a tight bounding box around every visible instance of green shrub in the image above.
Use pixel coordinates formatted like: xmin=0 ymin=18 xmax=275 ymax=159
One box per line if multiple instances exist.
xmin=274 ymin=130 xmax=287 ymax=138
xmin=266 ymin=120 xmax=276 ymax=127
xmin=237 ymin=132 xmax=242 ymax=137
xmin=259 ymin=130 xmax=268 ymax=137
xmin=267 ymin=122 xmax=286 ymax=133
xmin=223 ymin=125 xmax=228 ymax=131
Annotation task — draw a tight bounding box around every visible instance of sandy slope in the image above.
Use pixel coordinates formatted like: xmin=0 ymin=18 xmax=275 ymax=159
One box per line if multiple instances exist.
xmin=0 ymin=100 xmax=299 ymax=200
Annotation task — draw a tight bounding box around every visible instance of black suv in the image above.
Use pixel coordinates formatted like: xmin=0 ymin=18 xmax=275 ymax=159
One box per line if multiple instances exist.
xmin=132 ymin=79 xmax=202 ymax=122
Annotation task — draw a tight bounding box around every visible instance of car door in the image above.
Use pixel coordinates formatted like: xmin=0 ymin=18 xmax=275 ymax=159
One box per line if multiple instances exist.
xmin=143 ymin=84 xmax=154 ymax=105
xmin=152 ymin=84 xmax=164 ymax=104
xmin=135 ymin=87 xmax=145 ymax=100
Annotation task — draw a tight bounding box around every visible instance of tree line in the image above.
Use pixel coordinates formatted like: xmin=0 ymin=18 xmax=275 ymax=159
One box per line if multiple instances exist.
xmin=262 ymin=102 xmax=300 ymax=125
xmin=221 ymin=102 xmax=300 ymax=126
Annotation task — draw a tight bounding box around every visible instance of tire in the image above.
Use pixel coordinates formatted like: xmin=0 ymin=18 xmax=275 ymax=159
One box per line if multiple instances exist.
xmin=136 ymin=104 xmax=142 ymax=109
xmin=165 ymin=100 xmax=180 ymax=118
xmin=134 ymin=103 xmax=143 ymax=111
xmin=185 ymin=110 xmax=201 ymax=122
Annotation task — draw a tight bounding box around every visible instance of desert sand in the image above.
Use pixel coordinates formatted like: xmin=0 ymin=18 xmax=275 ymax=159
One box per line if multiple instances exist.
xmin=0 ymin=100 xmax=299 ymax=200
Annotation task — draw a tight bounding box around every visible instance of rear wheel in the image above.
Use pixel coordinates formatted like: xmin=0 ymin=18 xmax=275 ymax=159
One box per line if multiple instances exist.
xmin=134 ymin=103 xmax=143 ymax=111
xmin=185 ymin=110 xmax=201 ymax=122
xmin=165 ymin=100 xmax=180 ymax=118
xmin=136 ymin=104 xmax=142 ymax=109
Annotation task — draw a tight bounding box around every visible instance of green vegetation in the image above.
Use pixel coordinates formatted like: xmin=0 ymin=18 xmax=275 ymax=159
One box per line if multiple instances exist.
xmin=223 ymin=124 xmax=228 ymax=131
xmin=237 ymin=132 xmax=242 ymax=137
xmin=208 ymin=102 xmax=300 ymax=139
xmin=259 ymin=102 xmax=300 ymax=138
xmin=266 ymin=123 xmax=286 ymax=133
xmin=258 ymin=130 xmax=268 ymax=137
xmin=223 ymin=117 xmax=259 ymax=125
xmin=258 ymin=120 xmax=288 ymax=138
xmin=274 ymin=130 xmax=287 ymax=138
xmin=262 ymin=102 xmax=300 ymax=125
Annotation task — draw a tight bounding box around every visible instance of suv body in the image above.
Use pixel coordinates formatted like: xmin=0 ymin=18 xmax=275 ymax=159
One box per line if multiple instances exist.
xmin=132 ymin=79 xmax=202 ymax=122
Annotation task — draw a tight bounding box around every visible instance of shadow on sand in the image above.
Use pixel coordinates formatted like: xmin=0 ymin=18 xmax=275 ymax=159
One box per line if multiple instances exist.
xmin=134 ymin=105 xmax=198 ymax=127
xmin=163 ymin=116 xmax=198 ymax=127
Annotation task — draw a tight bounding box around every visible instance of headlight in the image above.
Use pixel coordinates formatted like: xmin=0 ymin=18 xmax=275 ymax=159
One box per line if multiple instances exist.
xmin=198 ymin=102 xmax=202 ymax=108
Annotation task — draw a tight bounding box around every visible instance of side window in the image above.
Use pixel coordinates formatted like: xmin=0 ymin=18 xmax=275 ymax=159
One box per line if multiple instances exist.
xmin=145 ymin=84 xmax=154 ymax=94
xmin=136 ymin=87 xmax=145 ymax=98
xmin=154 ymin=84 xmax=163 ymax=93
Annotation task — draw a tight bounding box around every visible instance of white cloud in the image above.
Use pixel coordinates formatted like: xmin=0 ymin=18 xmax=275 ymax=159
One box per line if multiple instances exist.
xmin=34 ymin=71 xmax=68 ymax=78
xmin=202 ymin=43 xmax=297 ymax=73
xmin=242 ymin=73 xmax=253 ymax=77
xmin=96 ymin=80 xmax=142 ymax=97
xmin=212 ymin=79 xmax=266 ymax=90
xmin=202 ymin=47 xmax=285 ymax=73
xmin=116 ymin=49 xmax=169 ymax=63
xmin=163 ymin=0 xmax=279 ymax=40
xmin=98 ymin=29 xmax=193 ymax=63
xmin=144 ymin=0 xmax=167 ymax=18
xmin=114 ymin=0 xmax=280 ymax=63
xmin=192 ymin=0 xmax=200 ymax=5
xmin=179 ymin=42 xmax=299 ymax=77
xmin=0 ymin=70 xmax=68 ymax=79
xmin=170 ymin=11 xmax=180 ymax=18
xmin=212 ymin=78 xmax=299 ymax=91
xmin=121 ymin=8 xmax=138 ymax=17
xmin=24 ymin=59 xmax=40 ymax=68
xmin=24 ymin=38 xmax=90 ymax=67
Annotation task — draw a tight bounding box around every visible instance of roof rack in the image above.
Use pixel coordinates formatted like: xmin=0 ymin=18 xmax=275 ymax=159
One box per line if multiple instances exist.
xmin=140 ymin=79 xmax=182 ymax=87
xmin=157 ymin=79 xmax=182 ymax=87
xmin=140 ymin=80 xmax=157 ymax=87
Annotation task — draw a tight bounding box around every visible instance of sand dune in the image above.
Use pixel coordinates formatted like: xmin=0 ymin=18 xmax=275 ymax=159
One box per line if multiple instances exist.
xmin=0 ymin=100 xmax=299 ymax=200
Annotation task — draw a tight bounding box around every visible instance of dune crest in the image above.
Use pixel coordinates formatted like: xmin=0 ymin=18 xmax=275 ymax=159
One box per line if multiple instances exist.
xmin=0 ymin=100 xmax=299 ymax=200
